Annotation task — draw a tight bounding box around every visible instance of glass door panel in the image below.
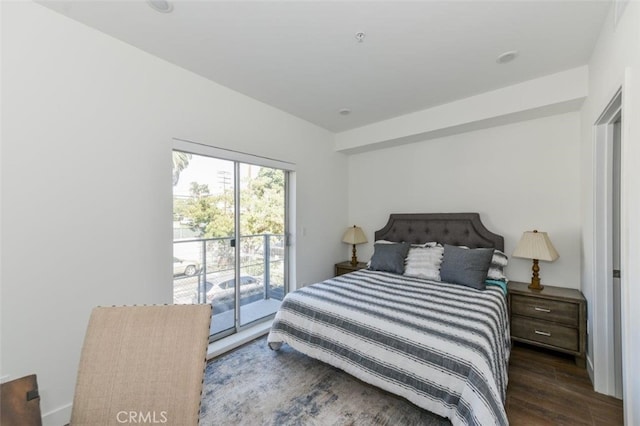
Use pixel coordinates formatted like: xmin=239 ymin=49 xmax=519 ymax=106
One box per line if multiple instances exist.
xmin=172 ymin=151 xmax=236 ymax=338
xmin=238 ymin=164 xmax=286 ymax=326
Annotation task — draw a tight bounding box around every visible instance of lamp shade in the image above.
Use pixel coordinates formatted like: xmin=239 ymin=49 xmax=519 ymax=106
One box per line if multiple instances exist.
xmin=342 ymin=226 xmax=367 ymax=245
xmin=512 ymin=230 xmax=559 ymax=261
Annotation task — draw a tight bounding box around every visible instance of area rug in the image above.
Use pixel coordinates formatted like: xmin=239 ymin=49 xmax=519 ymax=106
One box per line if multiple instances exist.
xmin=200 ymin=336 xmax=450 ymax=426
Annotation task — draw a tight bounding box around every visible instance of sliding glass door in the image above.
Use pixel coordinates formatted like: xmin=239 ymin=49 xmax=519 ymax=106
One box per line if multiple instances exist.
xmin=172 ymin=145 xmax=289 ymax=341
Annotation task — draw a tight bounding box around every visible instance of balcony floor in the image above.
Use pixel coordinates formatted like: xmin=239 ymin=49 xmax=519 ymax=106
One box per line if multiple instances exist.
xmin=210 ymin=298 xmax=281 ymax=336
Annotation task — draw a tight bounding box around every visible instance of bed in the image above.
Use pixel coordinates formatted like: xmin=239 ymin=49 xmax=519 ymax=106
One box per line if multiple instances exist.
xmin=267 ymin=213 xmax=510 ymax=426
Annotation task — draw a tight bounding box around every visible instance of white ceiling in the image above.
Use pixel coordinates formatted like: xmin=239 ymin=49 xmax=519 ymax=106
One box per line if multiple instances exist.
xmin=40 ymin=1 xmax=611 ymax=132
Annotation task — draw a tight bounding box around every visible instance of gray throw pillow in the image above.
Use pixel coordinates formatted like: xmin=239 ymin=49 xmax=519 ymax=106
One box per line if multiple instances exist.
xmin=440 ymin=244 xmax=494 ymax=290
xmin=369 ymin=242 xmax=410 ymax=275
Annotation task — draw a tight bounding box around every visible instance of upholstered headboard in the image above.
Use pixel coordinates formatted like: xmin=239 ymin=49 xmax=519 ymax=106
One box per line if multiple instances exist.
xmin=374 ymin=213 xmax=504 ymax=251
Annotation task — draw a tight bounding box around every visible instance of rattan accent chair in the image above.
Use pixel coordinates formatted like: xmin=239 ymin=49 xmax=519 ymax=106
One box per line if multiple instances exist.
xmin=70 ymin=304 xmax=212 ymax=425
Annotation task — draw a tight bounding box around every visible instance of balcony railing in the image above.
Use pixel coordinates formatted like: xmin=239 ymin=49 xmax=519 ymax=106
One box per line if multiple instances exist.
xmin=173 ymin=234 xmax=285 ymax=334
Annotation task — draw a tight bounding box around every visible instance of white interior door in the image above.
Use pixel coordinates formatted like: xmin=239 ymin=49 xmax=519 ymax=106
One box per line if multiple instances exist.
xmin=612 ymin=117 xmax=623 ymax=399
xmin=593 ymin=90 xmax=624 ymax=398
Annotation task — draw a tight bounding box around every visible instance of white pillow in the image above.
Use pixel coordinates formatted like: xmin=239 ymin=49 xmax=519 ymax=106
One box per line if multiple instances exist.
xmin=375 ymin=240 xmax=439 ymax=247
xmin=373 ymin=239 xmax=396 ymax=244
xmin=404 ymin=245 xmax=444 ymax=281
xmin=487 ymin=250 xmax=509 ymax=281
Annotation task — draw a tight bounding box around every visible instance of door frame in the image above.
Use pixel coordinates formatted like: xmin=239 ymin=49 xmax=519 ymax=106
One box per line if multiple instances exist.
xmin=592 ymin=87 xmax=625 ymax=399
xmin=173 ymin=137 xmax=295 ymax=338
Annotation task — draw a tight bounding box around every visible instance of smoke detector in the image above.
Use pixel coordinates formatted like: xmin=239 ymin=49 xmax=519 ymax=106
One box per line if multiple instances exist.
xmin=496 ymin=50 xmax=518 ymax=64
xmin=147 ymin=0 xmax=173 ymax=13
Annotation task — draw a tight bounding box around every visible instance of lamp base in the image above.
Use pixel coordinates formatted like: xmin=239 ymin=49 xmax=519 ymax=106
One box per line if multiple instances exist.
xmin=528 ymin=259 xmax=544 ymax=291
xmin=528 ymin=281 xmax=544 ymax=291
xmin=350 ymin=244 xmax=358 ymax=266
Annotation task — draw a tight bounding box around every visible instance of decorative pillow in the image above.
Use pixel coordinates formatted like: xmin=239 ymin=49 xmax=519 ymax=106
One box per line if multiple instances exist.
xmin=375 ymin=240 xmax=438 ymax=248
xmin=440 ymin=244 xmax=494 ymax=290
xmin=421 ymin=241 xmax=440 ymax=248
xmin=369 ymin=242 xmax=410 ymax=275
xmin=487 ymin=250 xmax=509 ymax=282
xmin=404 ymin=245 xmax=444 ymax=281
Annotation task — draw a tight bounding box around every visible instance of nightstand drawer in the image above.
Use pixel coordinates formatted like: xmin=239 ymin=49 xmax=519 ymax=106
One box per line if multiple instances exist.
xmin=511 ymin=294 xmax=578 ymax=326
xmin=511 ymin=316 xmax=579 ymax=352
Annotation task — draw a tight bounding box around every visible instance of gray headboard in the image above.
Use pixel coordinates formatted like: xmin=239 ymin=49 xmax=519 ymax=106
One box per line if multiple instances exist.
xmin=374 ymin=213 xmax=504 ymax=251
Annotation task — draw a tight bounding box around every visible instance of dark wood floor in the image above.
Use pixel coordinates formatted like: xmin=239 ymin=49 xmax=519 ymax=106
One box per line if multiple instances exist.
xmin=507 ymin=342 xmax=624 ymax=425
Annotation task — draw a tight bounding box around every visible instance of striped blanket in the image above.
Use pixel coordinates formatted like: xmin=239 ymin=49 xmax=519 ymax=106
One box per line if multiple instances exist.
xmin=267 ymin=269 xmax=510 ymax=426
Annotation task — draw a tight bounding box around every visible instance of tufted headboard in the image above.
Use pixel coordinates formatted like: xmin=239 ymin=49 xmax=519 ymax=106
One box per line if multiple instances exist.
xmin=374 ymin=213 xmax=503 ymax=251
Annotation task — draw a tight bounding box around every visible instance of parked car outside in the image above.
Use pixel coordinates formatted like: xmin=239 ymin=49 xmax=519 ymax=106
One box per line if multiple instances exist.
xmin=173 ymin=256 xmax=201 ymax=276
xmin=207 ymin=275 xmax=264 ymax=308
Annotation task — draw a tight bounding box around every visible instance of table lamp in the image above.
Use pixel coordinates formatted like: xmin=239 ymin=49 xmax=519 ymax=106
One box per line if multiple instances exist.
xmin=342 ymin=225 xmax=367 ymax=266
xmin=512 ymin=230 xmax=559 ymax=290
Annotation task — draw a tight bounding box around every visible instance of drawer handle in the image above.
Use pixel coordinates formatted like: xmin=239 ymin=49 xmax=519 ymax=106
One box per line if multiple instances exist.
xmin=534 ymin=306 xmax=551 ymax=313
xmin=535 ymin=330 xmax=552 ymax=337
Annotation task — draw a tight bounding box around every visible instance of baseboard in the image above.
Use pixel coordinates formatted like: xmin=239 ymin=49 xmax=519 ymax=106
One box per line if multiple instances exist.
xmin=207 ymin=321 xmax=272 ymax=360
xmin=42 ymin=402 xmax=71 ymax=426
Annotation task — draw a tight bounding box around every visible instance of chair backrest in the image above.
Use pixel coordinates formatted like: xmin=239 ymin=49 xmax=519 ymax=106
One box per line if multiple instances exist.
xmin=1 ymin=374 xmax=42 ymax=426
xmin=70 ymin=304 xmax=212 ymax=426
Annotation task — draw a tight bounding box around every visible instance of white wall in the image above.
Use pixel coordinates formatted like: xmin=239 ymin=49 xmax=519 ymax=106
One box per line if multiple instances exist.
xmin=580 ymin=1 xmax=640 ymax=421
xmin=0 ymin=2 xmax=347 ymax=424
xmin=347 ymin=112 xmax=581 ymax=289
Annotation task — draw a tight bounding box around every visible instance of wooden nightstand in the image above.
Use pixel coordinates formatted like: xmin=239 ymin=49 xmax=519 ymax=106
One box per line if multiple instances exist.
xmin=335 ymin=261 xmax=367 ymax=277
xmin=508 ymin=281 xmax=587 ymax=367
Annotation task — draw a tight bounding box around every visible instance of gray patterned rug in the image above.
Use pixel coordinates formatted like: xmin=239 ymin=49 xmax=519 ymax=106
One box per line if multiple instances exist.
xmin=200 ymin=336 xmax=450 ymax=425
